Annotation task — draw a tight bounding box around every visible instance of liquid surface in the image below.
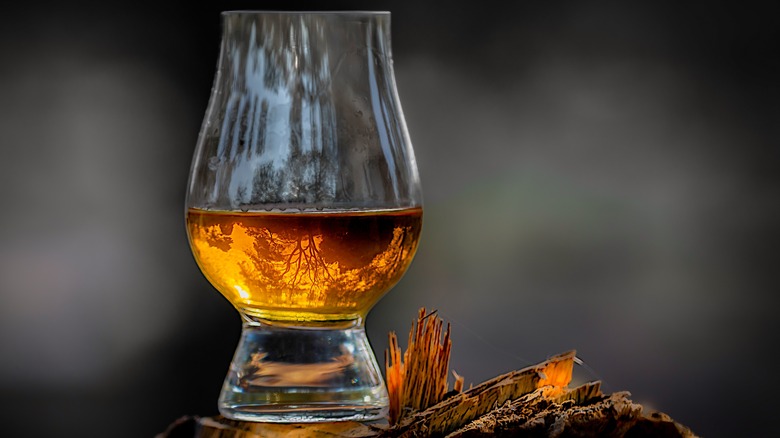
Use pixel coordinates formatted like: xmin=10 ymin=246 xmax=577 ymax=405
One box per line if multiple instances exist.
xmin=187 ymin=207 xmax=422 ymax=322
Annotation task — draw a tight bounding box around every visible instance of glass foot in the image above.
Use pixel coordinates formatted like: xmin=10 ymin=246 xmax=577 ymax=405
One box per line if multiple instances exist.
xmin=218 ymin=321 xmax=388 ymax=422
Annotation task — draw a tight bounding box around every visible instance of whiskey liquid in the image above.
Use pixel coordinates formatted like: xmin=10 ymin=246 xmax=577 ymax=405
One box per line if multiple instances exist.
xmin=187 ymin=207 xmax=422 ymax=323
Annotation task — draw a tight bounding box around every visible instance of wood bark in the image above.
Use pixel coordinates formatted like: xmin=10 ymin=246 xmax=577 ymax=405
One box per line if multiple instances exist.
xmin=158 ymin=351 xmax=696 ymax=438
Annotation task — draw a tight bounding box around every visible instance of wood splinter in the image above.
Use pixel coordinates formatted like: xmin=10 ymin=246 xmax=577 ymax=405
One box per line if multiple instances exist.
xmin=385 ymin=308 xmax=464 ymax=425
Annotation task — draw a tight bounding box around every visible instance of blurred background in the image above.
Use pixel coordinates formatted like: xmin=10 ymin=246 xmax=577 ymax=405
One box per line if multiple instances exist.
xmin=1 ymin=1 xmax=777 ymax=436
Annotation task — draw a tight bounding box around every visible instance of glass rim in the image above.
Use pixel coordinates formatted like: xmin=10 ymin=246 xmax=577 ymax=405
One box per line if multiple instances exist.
xmin=221 ymin=10 xmax=390 ymax=17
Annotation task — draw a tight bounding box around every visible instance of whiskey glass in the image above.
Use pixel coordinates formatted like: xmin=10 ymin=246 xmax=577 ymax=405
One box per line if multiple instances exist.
xmin=185 ymin=11 xmax=422 ymax=422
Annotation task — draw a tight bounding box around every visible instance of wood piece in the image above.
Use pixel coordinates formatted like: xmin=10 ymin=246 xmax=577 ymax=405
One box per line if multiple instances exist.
xmin=445 ymin=387 xmax=697 ymax=438
xmin=386 ymin=351 xmax=576 ymax=437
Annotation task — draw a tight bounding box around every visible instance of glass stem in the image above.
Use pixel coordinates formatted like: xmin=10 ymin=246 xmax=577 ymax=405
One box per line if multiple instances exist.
xmin=219 ymin=319 xmax=388 ymax=422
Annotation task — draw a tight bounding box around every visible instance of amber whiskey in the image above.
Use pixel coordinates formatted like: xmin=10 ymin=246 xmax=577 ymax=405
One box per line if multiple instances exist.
xmin=187 ymin=207 xmax=422 ymax=323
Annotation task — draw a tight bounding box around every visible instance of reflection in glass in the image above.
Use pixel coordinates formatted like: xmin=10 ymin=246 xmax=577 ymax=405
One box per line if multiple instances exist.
xmin=185 ymin=12 xmax=422 ymax=422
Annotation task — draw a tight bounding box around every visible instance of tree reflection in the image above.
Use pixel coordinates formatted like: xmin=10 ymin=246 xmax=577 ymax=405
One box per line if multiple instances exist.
xmin=188 ymin=208 xmax=422 ymax=315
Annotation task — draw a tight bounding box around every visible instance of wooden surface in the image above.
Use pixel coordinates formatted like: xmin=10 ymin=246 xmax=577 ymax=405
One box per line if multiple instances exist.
xmin=159 ymin=392 xmax=695 ymax=437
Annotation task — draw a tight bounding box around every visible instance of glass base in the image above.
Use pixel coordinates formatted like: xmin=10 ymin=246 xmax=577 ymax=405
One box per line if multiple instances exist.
xmin=218 ymin=321 xmax=388 ymax=422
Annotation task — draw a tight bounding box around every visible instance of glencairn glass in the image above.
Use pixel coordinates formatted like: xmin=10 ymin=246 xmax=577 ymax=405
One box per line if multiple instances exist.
xmin=185 ymin=11 xmax=422 ymax=422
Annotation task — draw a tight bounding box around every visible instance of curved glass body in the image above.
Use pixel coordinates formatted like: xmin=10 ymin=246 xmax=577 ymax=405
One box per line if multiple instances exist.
xmin=185 ymin=11 xmax=422 ymax=422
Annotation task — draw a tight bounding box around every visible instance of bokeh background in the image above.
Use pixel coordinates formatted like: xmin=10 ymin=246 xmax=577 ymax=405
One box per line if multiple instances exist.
xmin=1 ymin=1 xmax=777 ymax=436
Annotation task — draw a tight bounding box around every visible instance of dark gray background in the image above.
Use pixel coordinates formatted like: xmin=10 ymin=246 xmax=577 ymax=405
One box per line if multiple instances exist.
xmin=1 ymin=1 xmax=777 ymax=436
